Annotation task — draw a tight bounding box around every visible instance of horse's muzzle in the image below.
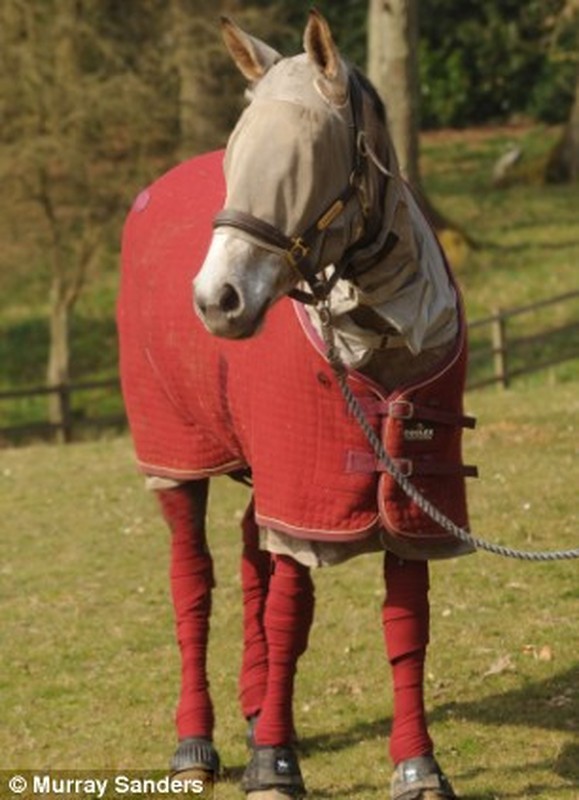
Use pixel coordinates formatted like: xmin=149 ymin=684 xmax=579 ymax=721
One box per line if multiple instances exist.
xmin=194 ymin=281 xmax=267 ymax=339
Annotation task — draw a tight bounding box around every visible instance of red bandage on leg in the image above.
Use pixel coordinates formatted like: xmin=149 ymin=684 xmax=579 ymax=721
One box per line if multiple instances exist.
xmin=157 ymin=481 xmax=215 ymax=740
xmin=239 ymin=499 xmax=271 ymax=720
xmin=383 ymin=553 xmax=433 ymax=764
xmin=254 ymin=555 xmax=314 ymax=746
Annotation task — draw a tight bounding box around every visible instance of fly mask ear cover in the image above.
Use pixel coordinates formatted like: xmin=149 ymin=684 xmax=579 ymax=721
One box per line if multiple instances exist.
xmin=213 ymin=57 xmax=369 ymax=303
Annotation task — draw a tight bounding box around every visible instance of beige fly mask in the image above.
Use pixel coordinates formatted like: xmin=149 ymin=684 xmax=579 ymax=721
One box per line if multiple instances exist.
xmin=222 ymin=55 xmax=366 ymax=267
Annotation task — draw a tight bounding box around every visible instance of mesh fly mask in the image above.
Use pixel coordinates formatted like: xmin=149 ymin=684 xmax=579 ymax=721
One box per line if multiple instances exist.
xmin=213 ymin=59 xmax=380 ymax=305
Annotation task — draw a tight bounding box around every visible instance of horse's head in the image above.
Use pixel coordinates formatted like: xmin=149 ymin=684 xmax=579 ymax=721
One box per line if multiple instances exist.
xmin=194 ymin=10 xmax=387 ymax=339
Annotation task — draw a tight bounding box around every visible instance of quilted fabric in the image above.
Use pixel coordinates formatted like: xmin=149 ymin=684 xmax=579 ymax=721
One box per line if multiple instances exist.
xmin=118 ymin=150 xmax=473 ymax=549
xmin=378 ymin=321 xmax=475 ymax=557
xmin=118 ymin=150 xmax=381 ymax=540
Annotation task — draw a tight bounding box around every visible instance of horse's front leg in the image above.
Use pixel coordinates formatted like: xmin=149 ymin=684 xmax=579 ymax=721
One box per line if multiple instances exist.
xmin=242 ymin=553 xmax=314 ymax=799
xmin=239 ymin=499 xmax=271 ymax=728
xmin=154 ymin=478 xmax=220 ymax=780
xmin=383 ymin=553 xmax=457 ymax=799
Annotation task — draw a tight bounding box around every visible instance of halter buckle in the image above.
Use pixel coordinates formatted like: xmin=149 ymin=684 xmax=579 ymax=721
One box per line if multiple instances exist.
xmin=389 ymin=400 xmax=414 ymax=420
xmin=287 ymin=237 xmax=310 ymax=267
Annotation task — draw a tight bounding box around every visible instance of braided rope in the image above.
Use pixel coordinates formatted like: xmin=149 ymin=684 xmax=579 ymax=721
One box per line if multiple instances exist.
xmin=319 ymin=309 xmax=579 ymax=562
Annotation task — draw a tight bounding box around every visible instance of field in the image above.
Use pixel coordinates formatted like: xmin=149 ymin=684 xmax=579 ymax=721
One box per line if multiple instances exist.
xmin=1 ymin=119 xmax=578 ymax=797
xmin=1 ymin=380 xmax=577 ymax=799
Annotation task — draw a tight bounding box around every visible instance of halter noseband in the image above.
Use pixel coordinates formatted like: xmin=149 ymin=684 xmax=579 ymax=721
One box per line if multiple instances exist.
xmin=212 ymin=72 xmax=369 ymax=305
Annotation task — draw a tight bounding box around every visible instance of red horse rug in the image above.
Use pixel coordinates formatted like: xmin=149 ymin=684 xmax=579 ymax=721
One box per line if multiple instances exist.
xmin=118 ymin=150 xmax=476 ymax=557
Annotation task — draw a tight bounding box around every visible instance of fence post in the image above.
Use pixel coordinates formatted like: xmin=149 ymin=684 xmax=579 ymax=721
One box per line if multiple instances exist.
xmin=57 ymin=383 xmax=73 ymax=443
xmin=491 ymin=309 xmax=509 ymax=388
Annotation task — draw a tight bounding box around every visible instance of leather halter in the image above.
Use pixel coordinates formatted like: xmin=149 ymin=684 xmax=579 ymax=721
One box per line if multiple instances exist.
xmin=213 ymin=72 xmax=369 ymax=305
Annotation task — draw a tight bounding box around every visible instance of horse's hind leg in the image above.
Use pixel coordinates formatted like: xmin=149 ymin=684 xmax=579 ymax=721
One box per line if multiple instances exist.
xmin=242 ymin=554 xmax=314 ymax=799
xmin=239 ymin=499 xmax=271 ymax=728
xmin=154 ymin=479 xmax=220 ymax=780
xmin=383 ymin=553 xmax=457 ymax=799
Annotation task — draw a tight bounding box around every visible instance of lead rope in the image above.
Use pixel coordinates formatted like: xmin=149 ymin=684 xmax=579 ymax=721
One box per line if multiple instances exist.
xmin=317 ymin=302 xmax=579 ymax=562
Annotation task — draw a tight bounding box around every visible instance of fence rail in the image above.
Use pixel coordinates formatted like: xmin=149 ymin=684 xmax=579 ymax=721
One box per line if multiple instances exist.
xmin=0 ymin=378 xmax=124 ymax=444
xmin=466 ymin=289 xmax=579 ymax=390
xmin=2 ymin=290 xmax=578 ymax=444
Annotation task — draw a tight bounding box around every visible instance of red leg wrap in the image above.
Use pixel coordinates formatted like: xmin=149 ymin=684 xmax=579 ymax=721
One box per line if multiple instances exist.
xmin=157 ymin=481 xmax=215 ymax=740
xmin=239 ymin=499 xmax=271 ymax=719
xmin=254 ymin=555 xmax=314 ymax=746
xmin=383 ymin=553 xmax=433 ymax=764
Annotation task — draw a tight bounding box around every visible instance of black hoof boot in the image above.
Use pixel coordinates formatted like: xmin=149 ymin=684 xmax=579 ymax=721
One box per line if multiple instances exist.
xmin=170 ymin=737 xmax=220 ymax=781
xmin=242 ymin=744 xmax=305 ymax=798
xmin=391 ymin=755 xmax=458 ymax=800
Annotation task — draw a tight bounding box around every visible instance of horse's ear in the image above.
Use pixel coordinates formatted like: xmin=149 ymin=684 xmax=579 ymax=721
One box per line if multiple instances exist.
xmin=221 ymin=16 xmax=282 ymax=83
xmin=303 ymin=9 xmax=348 ymax=105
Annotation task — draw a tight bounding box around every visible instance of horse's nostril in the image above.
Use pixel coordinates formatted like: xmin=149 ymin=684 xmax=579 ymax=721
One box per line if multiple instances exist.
xmin=219 ymin=283 xmax=242 ymax=315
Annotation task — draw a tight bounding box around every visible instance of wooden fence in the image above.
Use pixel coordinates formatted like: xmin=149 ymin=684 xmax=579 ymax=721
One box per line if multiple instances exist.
xmin=0 ymin=378 xmax=124 ymax=444
xmin=466 ymin=289 xmax=579 ymax=390
xmin=1 ymin=290 xmax=578 ymax=444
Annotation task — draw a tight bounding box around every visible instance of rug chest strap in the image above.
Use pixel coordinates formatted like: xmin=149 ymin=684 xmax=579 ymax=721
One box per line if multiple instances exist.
xmin=355 ymin=398 xmax=476 ymax=429
xmin=346 ymin=451 xmax=478 ymax=478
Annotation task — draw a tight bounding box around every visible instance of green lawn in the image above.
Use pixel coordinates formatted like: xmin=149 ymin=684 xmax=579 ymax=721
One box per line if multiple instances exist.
xmin=1 ymin=381 xmax=577 ymax=798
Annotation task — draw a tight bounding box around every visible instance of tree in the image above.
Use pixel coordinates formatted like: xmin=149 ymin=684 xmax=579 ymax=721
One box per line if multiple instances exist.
xmin=169 ymin=0 xmax=239 ymax=157
xmin=545 ymin=0 xmax=579 ymax=182
xmin=0 ymin=0 xmax=166 ymax=435
xmin=367 ymin=0 xmax=420 ymax=186
xmin=366 ymin=0 xmax=462 ymax=239
xmin=168 ymin=0 xmax=293 ymax=158
xmin=546 ymin=72 xmax=579 ymax=181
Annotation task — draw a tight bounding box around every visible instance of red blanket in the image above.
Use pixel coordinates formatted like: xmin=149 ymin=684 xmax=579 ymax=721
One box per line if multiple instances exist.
xmin=118 ymin=151 xmax=473 ymax=550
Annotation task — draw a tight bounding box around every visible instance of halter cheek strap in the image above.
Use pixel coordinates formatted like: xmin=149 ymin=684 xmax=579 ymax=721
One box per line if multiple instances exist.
xmin=212 ymin=72 xmax=369 ymax=305
xmin=213 ymin=183 xmax=359 ymax=302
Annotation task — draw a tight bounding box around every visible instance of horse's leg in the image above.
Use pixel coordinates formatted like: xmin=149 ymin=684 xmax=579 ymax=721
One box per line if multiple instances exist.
xmin=155 ymin=479 xmax=220 ymax=778
xmin=383 ymin=553 xmax=456 ymax=799
xmin=239 ymin=499 xmax=271 ymax=728
xmin=383 ymin=553 xmax=432 ymax=763
xmin=242 ymin=553 xmax=314 ymax=799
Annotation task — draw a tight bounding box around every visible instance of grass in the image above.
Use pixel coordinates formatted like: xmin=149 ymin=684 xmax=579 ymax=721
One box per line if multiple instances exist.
xmin=0 ymin=122 xmax=578 ymax=794
xmin=421 ymin=125 xmax=579 ymax=322
xmin=1 ymin=381 xmax=577 ymax=798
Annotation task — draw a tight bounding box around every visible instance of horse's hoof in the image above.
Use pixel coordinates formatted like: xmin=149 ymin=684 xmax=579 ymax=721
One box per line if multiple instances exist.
xmin=170 ymin=737 xmax=220 ymax=783
xmin=172 ymin=767 xmax=216 ymax=799
xmin=242 ymin=745 xmax=305 ymax=798
xmin=390 ymin=755 xmax=458 ymax=800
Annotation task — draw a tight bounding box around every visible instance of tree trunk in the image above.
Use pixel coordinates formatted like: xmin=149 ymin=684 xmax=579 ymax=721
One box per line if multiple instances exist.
xmin=546 ymin=71 xmax=579 ymax=183
xmin=368 ymin=0 xmax=420 ymax=186
xmin=367 ymin=0 xmax=471 ymax=248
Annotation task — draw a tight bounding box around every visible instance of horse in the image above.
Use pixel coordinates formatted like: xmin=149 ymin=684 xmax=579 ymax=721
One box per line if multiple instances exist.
xmin=118 ymin=11 xmax=478 ymax=799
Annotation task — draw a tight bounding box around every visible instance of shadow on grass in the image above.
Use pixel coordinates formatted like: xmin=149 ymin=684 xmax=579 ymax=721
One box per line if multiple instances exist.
xmin=457 ymin=743 xmax=579 ymax=799
xmin=433 ymin=672 xmax=579 ymax=792
xmin=430 ymin=664 xmax=577 ymax=748
xmin=299 ymin=717 xmax=391 ymax=756
xmin=274 ymin=665 xmax=579 ymax=796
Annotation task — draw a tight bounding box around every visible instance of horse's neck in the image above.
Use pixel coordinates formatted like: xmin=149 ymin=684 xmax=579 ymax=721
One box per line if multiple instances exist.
xmin=305 ymin=179 xmax=459 ymax=391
